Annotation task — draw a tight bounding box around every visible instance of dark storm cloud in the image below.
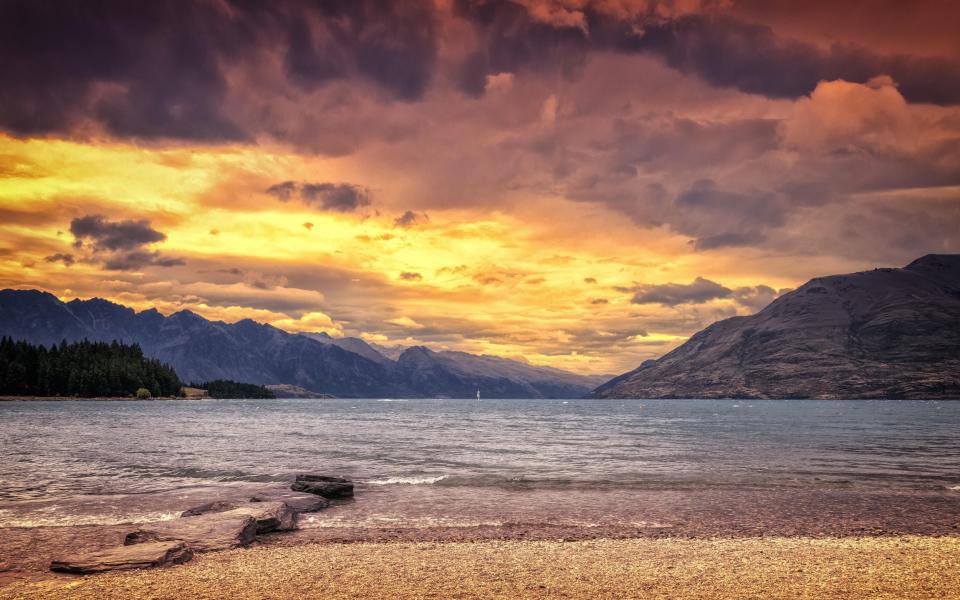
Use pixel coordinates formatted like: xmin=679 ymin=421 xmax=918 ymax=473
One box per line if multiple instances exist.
xmin=68 ymin=215 xmax=182 ymax=271
xmin=0 ymin=0 xmax=439 ymax=141
xmin=0 ymin=0 xmax=246 ymax=140
xmin=284 ymin=1 xmax=437 ymax=101
xmin=2 ymin=0 xmax=957 ymax=147
xmin=453 ymin=0 xmax=590 ymax=97
xmin=266 ymin=181 xmax=371 ymax=212
xmin=626 ymin=14 xmax=960 ymax=105
xmin=455 ymin=2 xmax=960 ymax=105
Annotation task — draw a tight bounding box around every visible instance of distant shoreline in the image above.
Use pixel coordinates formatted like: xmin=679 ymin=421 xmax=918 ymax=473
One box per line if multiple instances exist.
xmin=0 ymin=395 xmax=205 ymax=402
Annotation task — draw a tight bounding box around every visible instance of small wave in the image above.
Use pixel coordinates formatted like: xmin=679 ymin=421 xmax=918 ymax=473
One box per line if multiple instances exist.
xmin=0 ymin=510 xmax=180 ymax=528
xmin=365 ymin=475 xmax=447 ymax=486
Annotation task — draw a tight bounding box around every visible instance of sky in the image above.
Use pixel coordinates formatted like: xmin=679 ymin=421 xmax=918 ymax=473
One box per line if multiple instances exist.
xmin=1 ymin=0 xmax=959 ymax=375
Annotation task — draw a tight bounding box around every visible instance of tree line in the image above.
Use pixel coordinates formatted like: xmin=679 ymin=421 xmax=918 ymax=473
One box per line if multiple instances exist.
xmin=191 ymin=379 xmax=275 ymax=399
xmin=0 ymin=337 xmax=182 ymax=397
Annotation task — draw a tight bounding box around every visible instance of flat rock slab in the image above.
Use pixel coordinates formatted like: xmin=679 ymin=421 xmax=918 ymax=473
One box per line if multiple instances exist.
xmin=125 ymin=512 xmax=257 ymax=552
xmin=292 ymin=475 xmax=354 ymax=498
xmin=50 ymin=541 xmax=192 ymax=574
xmin=181 ymin=500 xmax=239 ymax=517
xmin=251 ymin=491 xmax=330 ymax=513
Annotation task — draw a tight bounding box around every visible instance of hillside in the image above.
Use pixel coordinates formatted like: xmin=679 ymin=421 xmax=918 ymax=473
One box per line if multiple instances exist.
xmin=592 ymin=255 xmax=960 ymax=399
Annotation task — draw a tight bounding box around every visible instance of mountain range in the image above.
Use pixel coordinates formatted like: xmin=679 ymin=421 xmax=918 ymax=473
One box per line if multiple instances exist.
xmin=593 ymin=254 xmax=960 ymax=399
xmin=0 ymin=290 xmax=606 ymax=398
xmin=3 ymin=254 xmax=957 ymax=400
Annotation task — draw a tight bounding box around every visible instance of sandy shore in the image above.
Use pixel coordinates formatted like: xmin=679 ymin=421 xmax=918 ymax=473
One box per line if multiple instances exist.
xmin=2 ymin=536 xmax=958 ymax=599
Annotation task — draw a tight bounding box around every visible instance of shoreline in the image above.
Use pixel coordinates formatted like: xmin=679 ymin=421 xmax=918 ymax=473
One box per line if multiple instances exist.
xmin=0 ymin=396 xmax=204 ymax=402
xmin=2 ymin=535 xmax=958 ymax=599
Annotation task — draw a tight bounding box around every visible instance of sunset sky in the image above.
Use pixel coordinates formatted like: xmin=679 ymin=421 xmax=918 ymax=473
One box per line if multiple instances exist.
xmin=1 ymin=0 xmax=958 ymax=374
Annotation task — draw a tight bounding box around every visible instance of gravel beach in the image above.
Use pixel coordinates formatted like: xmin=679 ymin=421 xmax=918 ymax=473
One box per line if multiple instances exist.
xmin=2 ymin=536 xmax=958 ymax=599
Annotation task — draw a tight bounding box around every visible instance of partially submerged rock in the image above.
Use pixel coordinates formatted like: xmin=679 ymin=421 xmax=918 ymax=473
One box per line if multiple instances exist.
xmin=50 ymin=541 xmax=192 ymax=574
xmin=291 ymin=474 xmax=354 ymax=498
xmin=251 ymin=490 xmax=331 ymax=513
xmin=125 ymin=511 xmax=257 ymax=552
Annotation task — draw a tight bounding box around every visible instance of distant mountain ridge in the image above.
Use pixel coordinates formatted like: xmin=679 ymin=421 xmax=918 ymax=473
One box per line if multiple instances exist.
xmin=0 ymin=290 xmax=602 ymax=398
xmin=592 ymin=254 xmax=960 ymax=399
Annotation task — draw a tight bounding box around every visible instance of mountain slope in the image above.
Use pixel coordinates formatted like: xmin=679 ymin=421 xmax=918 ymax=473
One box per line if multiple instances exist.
xmin=0 ymin=290 xmax=600 ymax=398
xmin=393 ymin=346 xmax=607 ymax=399
xmin=592 ymin=254 xmax=960 ymax=399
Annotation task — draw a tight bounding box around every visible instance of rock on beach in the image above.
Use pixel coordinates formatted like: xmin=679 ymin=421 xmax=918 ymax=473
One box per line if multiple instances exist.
xmin=124 ymin=511 xmax=258 ymax=552
xmin=50 ymin=541 xmax=193 ymax=574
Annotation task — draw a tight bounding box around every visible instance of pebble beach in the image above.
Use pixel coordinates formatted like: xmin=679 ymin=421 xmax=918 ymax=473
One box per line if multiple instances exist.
xmin=2 ymin=536 xmax=959 ymax=600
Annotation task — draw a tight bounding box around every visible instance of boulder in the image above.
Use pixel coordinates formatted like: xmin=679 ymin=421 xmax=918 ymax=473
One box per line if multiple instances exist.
xmin=251 ymin=490 xmax=331 ymax=513
xmin=228 ymin=501 xmax=298 ymax=533
xmin=51 ymin=541 xmax=192 ymax=574
xmin=291 ymin=474 xmax=354 ymax=498
xmin=181 ymin=500 xmax=239 ymax=517
xmin=179 ymin=500 xmax=296 ymax=533
xmin=125 ymin=512 xmax=257 ymax=552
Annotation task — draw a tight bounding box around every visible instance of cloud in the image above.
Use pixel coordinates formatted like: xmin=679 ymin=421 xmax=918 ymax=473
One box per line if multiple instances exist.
xmin=243 ymin=271 xmax=289 ymax=291
xmin=454 ymin=3 xmax=960 ymax=105
xmin=784 ymin=76 xmax=917 ymax=153
xmin=0 ymin=0 xmax=440 ymax=142
xmin=265 ymin=181 xmax=298 ymax=201
xmin=622 ymin=275 xmax=782 ymax=310
xmin=68 ymin=214 xmax=182 ymax=271
xmin=266 ymin=181 xmax=371 ymax=212
xmin=301 ymin=183 xmax=371 ymax=212
xmin=399 ymin=271 xmax=423 ymax=281
xmin=70 ymin=215 xmax=166 ymax=251
xmin=620 ymin=14 xmax=960 ymax=105
xmin=2 ymin=0 xmax=957 ymax=152
xmin=627 ymin=276 xmax=732 ymax=306
xmin=44 ymin=253 xmax=75 ymax=266
xmin=671 ymin=179 xmax=784 ymax=250
xmin=394 ymin=210 xmax=429 ymax=228
xmin=102 ymin=251 xmax=185 ymax=271
xmin=732 ymin=284 xmax=779 ymax=312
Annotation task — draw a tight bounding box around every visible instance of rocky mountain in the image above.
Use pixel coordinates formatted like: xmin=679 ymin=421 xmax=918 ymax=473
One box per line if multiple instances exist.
xmin=592 ymin=254 xmax=960 ymax=399
xmin=0 ymin=290 xmax=599 ymax=398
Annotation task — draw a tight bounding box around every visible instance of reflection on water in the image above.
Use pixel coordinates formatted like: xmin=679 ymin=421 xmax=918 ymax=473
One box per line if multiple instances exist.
xmin=0 ymin=398 xmax=958 ymax=529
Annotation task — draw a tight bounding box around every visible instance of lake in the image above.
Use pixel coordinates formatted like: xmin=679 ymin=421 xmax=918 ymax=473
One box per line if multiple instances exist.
xmin=1 ymin=398 xmax=958 ymax=536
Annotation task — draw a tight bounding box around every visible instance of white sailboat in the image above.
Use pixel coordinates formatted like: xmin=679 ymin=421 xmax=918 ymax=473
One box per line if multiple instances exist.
xmin=476 ymin=387 xmax=480 ymax=401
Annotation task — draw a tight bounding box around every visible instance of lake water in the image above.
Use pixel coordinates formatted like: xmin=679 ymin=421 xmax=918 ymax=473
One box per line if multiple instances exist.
xmin=1 ymin=398 xmax=959 ymax=535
